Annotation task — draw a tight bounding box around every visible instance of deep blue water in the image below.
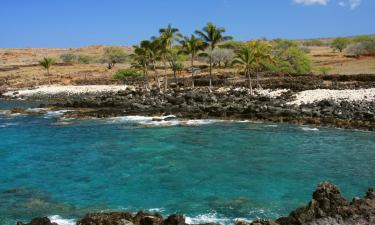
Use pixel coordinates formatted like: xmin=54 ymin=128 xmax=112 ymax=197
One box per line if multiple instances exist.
xmin=0 ymin=100 xmax=374 ymax=224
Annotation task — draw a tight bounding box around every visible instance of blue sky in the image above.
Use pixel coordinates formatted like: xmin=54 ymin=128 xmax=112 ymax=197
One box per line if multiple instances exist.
xmin=0 ymin=0 xmax=374 ymax=48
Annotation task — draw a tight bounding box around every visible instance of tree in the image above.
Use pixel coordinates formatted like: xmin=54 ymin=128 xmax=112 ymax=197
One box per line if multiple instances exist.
xmin=60 ymin=53 xmax=77 ymax=63
xmin=148 ymin=39 xmax=162 ymax=88
xmin=232 ymin=46 xmax=255 ymax=94
xmin=195 ymin=22 xmax=232 ymax=90
xmin=158 ymin=24 xmax=182 ymax=90
xmin=131 ymin=40 xmax=153 ymax=88
xmin=168 ymin=46 xmax=184 ymax=85
xmin=39 ymin=57 xmax=55 ymax=76
xmin=247 ymin=40 xmax=274 ymax=88
xmin=211 ymin=48 xmax=235 ymax=68
xmin=101 ymin=47 xmax=127 ymax=69
xmin=331 ymin=37 xmax=350 ymax=53
xmin=179 ymin=35 xmax=207 ymax=87
xmin=267 ymin=40 xmax=312 ymax=74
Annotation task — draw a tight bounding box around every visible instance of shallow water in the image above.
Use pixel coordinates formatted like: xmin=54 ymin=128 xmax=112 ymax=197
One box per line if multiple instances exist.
xmin=0 ymin=101 xmax=374 ymax=224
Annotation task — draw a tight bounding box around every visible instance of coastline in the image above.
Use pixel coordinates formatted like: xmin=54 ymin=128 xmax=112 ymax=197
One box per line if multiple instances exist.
xmin=17 ymin=182 xmax=375 ymax=225
xmin=2 ymin=85 xmax=374 ymax=131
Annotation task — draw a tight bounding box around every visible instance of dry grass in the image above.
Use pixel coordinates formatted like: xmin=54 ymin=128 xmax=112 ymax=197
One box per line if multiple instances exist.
xmin=0 ymin=44 xmax=374 ymax=89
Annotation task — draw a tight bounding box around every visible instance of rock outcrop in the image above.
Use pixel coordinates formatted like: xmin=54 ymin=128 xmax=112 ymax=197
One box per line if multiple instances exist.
xmin=36 ymin=87 xmax=375 ymax=130
xmin=236 ymin=182 xmax=375 ymax=225
xmin=18 ymin=182 xmax=375 ymax=225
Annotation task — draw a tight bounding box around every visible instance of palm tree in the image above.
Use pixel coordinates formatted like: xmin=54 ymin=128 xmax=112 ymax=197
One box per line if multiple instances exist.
xmin=248 ymin=40 xmax=274 ymax=88
xmin=233 ymin=46 xmax=255 ymax=94
xmin=158 ymin=24 xmax=182 ymax=90
xmin=195 ymin=22 xmax=232 ymax=90
xmin=149 ymin=39 xmax=162 ymax=88
xmin=39 ymin=57 xmax=55 ymax=76
xmin=131 ymin=40 xmax=153 ymax=88
xmin=179 ymin=35 xmax=207 ymax=88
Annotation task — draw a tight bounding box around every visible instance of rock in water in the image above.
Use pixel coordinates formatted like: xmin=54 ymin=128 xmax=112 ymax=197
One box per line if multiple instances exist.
xmin=16 ymin=217 xmax=58 ymax=225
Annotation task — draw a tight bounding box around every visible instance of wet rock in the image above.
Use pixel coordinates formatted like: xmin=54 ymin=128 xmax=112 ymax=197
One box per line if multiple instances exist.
xmin=163 ymin=215 xmax=185 ymax=225
xmin=77 ymin=212 xmax=135 ymax=225
xmin=16 ymin=217 xmax=58 ymax=225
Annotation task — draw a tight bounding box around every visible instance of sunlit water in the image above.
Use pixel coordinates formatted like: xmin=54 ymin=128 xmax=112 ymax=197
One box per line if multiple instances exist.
xmin=0 ymin=100 xmax=374 ymax=225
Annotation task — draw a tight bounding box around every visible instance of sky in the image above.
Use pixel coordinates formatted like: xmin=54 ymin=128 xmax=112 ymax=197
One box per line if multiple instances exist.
xmin=0 ymin=0 xmax=374 ymax=48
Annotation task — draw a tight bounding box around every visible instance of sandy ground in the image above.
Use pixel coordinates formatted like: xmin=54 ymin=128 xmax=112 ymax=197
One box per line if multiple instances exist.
xmin=288 ymin=88 xmax=375 ymax=105
xmin=4 ymin=85 xmax=374 ymax=106
xmin=3 ymin=85 xmax=130 ymax=97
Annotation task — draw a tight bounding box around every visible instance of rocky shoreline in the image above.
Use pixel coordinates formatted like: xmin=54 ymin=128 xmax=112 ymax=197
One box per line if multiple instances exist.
xmin=17 ymin=182 xmax=375 ymax=225
xmin=2 ymin=86 xmax=374 ymax=131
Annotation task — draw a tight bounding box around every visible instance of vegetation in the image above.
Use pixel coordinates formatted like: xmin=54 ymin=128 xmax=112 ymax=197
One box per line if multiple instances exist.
xmin=101 ymin=47 xmax=128 ymax=69
xmin=211 ymin=48 xmax=235 ymax=68
xmin=318 ymin=66 xmax=332 ymax=75
xmin=195 ymin=22 xmax=232 ymax=90
xmin=331 ymin=37 xmax=350 ymax=52
xmin=113 ymin=68 xmax=142 ymax=83
xmin=39 ymin=57 xmax=55 ymax=75
xmin=179 ymin=35 xmax=207 ymax=87
xmin=77 ymin=54 xmax=95 ymax=64
xmin=267 ymin=39 xmax=312 ymax=74
xmin=346 ymin=38 xmax=375 ymax=56
xmin=131 ymin=40 xmax=154 ymax=87
xmin=303 ymin=39 xmax=324 ymax=47
xmin=157 ymin=24 xmax=182 ymax=90
xmin=60 ymin=53 xmax=77 ymax=63
xmin=233 ymin=45 xmax=256 ymax=94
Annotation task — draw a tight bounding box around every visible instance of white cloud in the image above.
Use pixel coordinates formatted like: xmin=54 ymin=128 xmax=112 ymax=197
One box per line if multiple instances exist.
xmin=338 ymin=1 xmax=346 ymax=6
xmin=293 ymin=0 xmax=362 ymax=9
xmin=337 ymin=0 xmax=361 ymax=9
xmin=349 ymin=0 xmax=361 ymax=9
xmin=293 ymin=0 xmax=329 ymax=5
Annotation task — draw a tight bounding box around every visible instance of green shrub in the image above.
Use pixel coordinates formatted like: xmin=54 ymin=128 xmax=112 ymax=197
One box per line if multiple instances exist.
xmin=77 ymin=54 xmax=94 ymax=64
xmin=60 ymin=53 xmax=77 ymax=63
xmin=317 ymin=66 xmax=332 ymax=75
xmin=346 ymin=39 xmax=375 ymax=56
xmin=303 ymin=39 xmax=324 ymax=47
xmin=113 ymin=69 xmax=143 ymax=81
xmin=101 ymin=47 xmax=128 ymax=69
xmin=331 ymin=37 xmax=350 ymax=52
xmin=267 ymin=42 xmax=312 ymax=74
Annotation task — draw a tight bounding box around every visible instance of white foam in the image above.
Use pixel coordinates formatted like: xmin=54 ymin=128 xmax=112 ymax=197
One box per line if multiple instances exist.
xmin=49 ymin=215 xmax=75 ymax=225
xmin=148 ymin=208 xmax=165 ymax=213
xmin=109 ymin=115 xmax=223 ymax=127
xmin=185 ymin=212 xmax=231 ymax=225
xmin=185 ymin=119 xmax=221 ymax=126
xmin=301 ymin=127 xmax=319 ymax=131
xmin=44 ymin=110 xmax=73 ymax=118
xmin=25 ymin=108 xmax=48 ymax=113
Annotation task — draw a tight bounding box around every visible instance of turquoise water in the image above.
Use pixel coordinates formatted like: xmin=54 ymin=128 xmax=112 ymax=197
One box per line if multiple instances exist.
xmin=0 ymin=101 xmax=374 ymax=224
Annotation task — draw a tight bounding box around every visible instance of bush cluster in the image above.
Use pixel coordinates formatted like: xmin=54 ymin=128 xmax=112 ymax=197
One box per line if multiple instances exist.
xmin=113 ymin=69 xmax=143 ymax=81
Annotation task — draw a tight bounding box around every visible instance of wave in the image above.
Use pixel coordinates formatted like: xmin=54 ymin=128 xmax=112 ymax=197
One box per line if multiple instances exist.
xmin=25 ymin=108 xmax=48 ymax=113
xmin=301 ymin=127 xmax=319 ymax=131
xmin=108 ymin=115 xmax=222 ymax=127
xmin=49 ymin=215 xmax=75 ymax=225
xmin=44 ymin=110 xmax=74 ymax=118
xmin=0 ymin=122 xmax=18 ymax=128
xmin=185 ymin=212 xmax=233 ymax=225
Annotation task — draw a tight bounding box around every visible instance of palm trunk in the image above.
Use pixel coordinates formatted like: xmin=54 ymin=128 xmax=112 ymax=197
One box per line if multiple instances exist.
xmin=144 ymin=64 xmax=149 ymax=89
xmin=163 ymin=59 xmax=168 ymax=91
xmin=191 ymin=56 xmax=195 ymax=88
xmin=247 ymin=69 xmax=253 ymax=95
xmin=153 ymin=62 xmax=160 ymax=89
xmin=209 ymin=49 xmax=213 ymax=91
